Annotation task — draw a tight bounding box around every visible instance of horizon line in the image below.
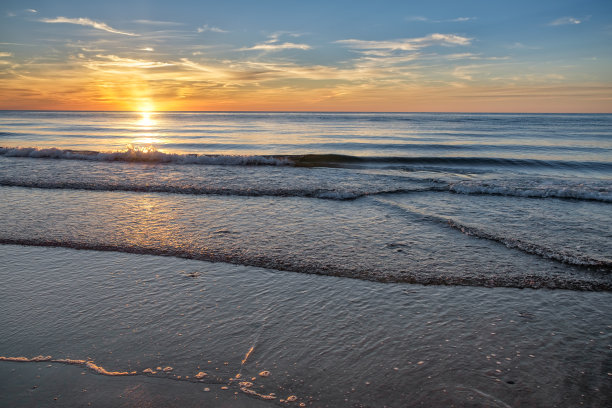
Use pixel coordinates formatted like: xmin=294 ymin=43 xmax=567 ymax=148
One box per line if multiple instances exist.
xmin=1 ymin=109 xmax=610 ymax=114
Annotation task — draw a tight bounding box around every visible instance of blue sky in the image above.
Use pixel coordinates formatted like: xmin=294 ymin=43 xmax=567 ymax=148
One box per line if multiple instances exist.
xmin=1 ymin=0 xmax=611 ymax=111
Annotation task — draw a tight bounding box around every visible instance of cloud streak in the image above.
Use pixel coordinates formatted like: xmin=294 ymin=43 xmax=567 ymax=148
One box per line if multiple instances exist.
xmin=240 ymin=42 xmax=311 ymax=52
xmin=549 ymin=16 xmax=588 ymax=26
xmin=337 ymin=33 xmax=471 ymax=52
xmin=86 ymin=54 xmax=173 ymax=69
xmin=40 ymin=17 xmax=138 ymax=36
xmin=133 ymin=19 xmax=182 ymax=26
xmin=197 ymin=24 xmax=228 ymax=33
xmin=406 ymin=16 xmax=476 ymax=23
xmin=239 ymin=32 xmax=311 ymax=52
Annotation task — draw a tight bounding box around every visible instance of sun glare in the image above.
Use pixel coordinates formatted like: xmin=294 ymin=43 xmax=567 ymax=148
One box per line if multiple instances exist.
xmin=137 ymin=111 xmax=155 ymax=127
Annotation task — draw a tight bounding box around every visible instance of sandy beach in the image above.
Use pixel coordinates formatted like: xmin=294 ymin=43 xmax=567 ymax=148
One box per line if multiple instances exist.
xmin=1 ymin=245 xmax=610 ymax=407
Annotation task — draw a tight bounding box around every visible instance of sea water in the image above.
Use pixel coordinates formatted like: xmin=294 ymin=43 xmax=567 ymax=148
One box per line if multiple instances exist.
xmin=0 ymin=111 xmax=611 ymax=406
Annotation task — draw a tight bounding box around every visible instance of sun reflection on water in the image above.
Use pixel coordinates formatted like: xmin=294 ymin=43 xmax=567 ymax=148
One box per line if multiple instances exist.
xmin=130 ymin=111 xmax=165 ymax=152
xmin=137 ymin=111 xmax=156 ymax=127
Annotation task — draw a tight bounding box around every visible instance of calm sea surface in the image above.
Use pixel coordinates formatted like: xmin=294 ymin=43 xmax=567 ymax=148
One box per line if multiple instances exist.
xmin=0 ymin=111 xmax=611 ymax=406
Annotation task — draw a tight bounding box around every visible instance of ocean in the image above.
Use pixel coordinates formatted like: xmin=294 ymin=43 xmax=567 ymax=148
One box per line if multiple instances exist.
xmin=0 ymin=111 xmax=611 ymax=406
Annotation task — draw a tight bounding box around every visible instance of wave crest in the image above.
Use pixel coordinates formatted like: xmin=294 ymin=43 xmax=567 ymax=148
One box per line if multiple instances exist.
xmin=0 ymin=146 xmax=292 ymax=166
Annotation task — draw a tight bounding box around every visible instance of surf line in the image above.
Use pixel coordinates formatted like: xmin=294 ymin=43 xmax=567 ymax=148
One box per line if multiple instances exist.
xmin=0 ymin=355 xmax=303 ymax=405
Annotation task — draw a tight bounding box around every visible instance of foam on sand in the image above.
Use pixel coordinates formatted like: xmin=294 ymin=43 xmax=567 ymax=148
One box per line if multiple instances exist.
xmin=0 ymin=354 xmax=298 ymax=402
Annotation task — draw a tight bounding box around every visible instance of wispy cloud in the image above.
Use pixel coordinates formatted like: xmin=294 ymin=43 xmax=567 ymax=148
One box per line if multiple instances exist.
xmin=337 ymin=33 xmax=472 ymax=52
xmin=133 ymin=19 xmax=182 ymax=26
xmin=139 ymin=47 xmax=154 ymax=52
xmin=407 ymin=16 xmax=476 ymax=23
xmin=7 ymin=9 xmax=38 ymax=17
xmin=507 ymin=42 xmax=540 ymax=50
xmin=240 ymin=33 xmax=311 ymax=52
xmin=87 ymin=54 xmax=173 ymax=69
xmin=549 ymin=16 xmax=588 ymax=26
xmin=197 ymin=24 xmax=228 ymax=33
xmin=451 ymin=17 xmax=475 ymax=22
xmin=40 ymin=17 xmax=138 ymax=36
xmin=0 ymin=52 xmax=13 ymax=57
xmin=445 ymin=52 xmax=480 ymax=60
xmin=406 ymin=16 xmax=428 ymax=22
xmin=240 ymin=42 xmax=311 ymax=52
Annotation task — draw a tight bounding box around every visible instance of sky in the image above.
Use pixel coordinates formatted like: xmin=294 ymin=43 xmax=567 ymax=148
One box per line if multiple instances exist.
xmin=0 ymin=0 xmax=611 ymax=112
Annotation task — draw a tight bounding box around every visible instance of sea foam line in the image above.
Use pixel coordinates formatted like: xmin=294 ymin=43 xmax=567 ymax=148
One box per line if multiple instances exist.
xmin=445 ymin=219 xmax=611 ymax=269
xmin=0 ymin=179 xmax=420 ymax=200
xmin=447 ymin=182 xmax=612 ymax=203
xmin=1 ymin=175 xmax=609 ymax=203
xmin=0 ymin=239 xmax=609 ymax=291
xmin=374 ymin=198 xmax=612 ymax=271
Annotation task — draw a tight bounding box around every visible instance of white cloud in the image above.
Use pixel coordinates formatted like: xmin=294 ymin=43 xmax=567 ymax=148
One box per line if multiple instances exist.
xmin=406 ymin=16 xmax=429 ymax=22
xmin=0 ymin=52 xmax=13 ymax=57
xmin=426 ymin=33 xmax=472 ymax=45
xmin=239 ymin=32 xmax=310 ymax=52
xmin=40 ymin=17 xmax=138 ymax=36
xmin=337 ymin=33 xmax=471 ymax=52
xmin=89 ymin=54 xmax=173 ymax=69
xmin=240 ymin=42 xmax=311 ymax=52
xmin=133 ymin=19 xmax=182 ymax=26
xmin=140 ymin=47 xmax=155 ymax=52
xmin=406 ymin=16 xmax=476 ymax=23
xmin=452 ymin=65 xmax=477 ymax=81
xmin=197 ymin=24 xmax=228 ymax=33
xmin=549 ymin=17 xmax=587 ymax=26
xmin=451 ymin=17 xmax=475 ymax=22
xmin=26 ymin=9 xmax=37 ymax=13
xmin=507 ymin=42 xmax=540 ymax=50
xmin=445 ymin=52 xmax=480 ymax=60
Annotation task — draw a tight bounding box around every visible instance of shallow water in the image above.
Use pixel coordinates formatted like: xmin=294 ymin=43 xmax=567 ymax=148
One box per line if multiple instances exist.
xmin=1 ymin=246 xmax=610 ymax=407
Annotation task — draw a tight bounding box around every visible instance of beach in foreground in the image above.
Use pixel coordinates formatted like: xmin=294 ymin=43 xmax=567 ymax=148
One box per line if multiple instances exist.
xmin=1 ymin=245 xmax=610 ymax=407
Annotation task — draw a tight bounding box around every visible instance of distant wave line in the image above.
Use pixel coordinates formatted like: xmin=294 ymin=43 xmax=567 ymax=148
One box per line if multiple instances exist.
xmin=2 ymin=146 xmax=611 ymax=170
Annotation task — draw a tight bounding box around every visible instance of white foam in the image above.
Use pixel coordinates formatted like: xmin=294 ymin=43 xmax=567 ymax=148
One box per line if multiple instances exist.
xmin=446 ymin=219 xmax=610 ymax=268
xmin=447 ymin=181 xmax=612 ymax=202
xmin=0 ymin=146 xmax=292 ymax=166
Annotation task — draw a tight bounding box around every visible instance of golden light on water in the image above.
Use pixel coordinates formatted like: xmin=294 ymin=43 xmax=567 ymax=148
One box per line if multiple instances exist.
xmin=132 ymin=137 xmax=163 ymax=145
xmin=129 ymin=107 xmax=166 ymax=151
xmin=137 ymin=111 xmax=156 ymax=127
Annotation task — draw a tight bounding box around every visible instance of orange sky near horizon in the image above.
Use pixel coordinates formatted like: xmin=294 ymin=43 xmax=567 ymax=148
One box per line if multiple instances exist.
xmin=1 ymin=1 xmax=611 ymax=113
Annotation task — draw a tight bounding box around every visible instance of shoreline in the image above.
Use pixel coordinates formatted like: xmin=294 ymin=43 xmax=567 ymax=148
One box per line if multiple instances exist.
xmin=1 ymin=245 xmax=610 ymax=407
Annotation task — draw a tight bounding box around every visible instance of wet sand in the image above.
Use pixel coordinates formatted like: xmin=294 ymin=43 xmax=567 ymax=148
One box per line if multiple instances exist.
xmin=1 ymin=245 xmax=610 ymax=407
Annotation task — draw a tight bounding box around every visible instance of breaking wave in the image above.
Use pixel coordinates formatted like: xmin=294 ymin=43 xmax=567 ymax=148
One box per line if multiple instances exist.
xmin=0 ymin=146 xmax=291 ymax=166
xmin=0 ymin=176 xmax=608 ymax=203
xmin=2 ymin=146 xmax=611 ymax=171
xmin=0 ymin=178 xmax=418 ymax=200
xmin=445 ymin=181 xmax=612 ymax=202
